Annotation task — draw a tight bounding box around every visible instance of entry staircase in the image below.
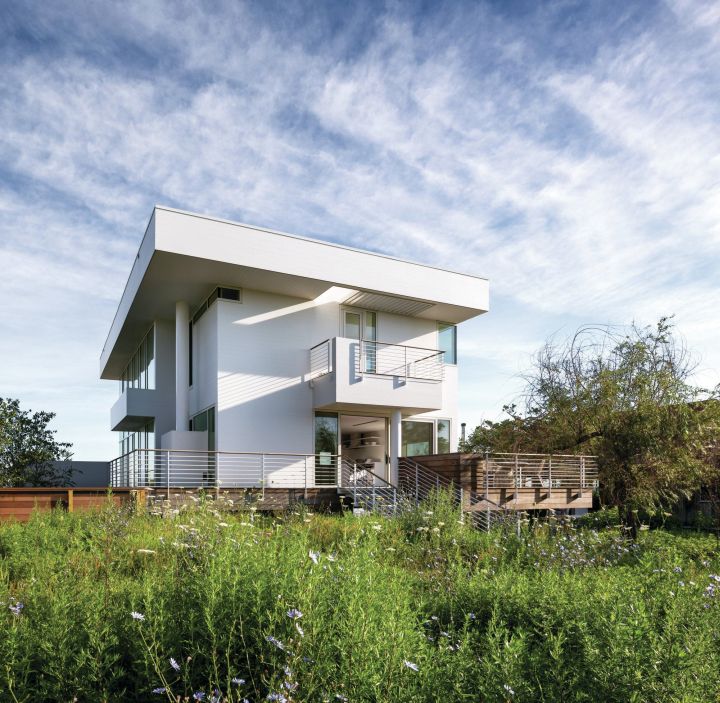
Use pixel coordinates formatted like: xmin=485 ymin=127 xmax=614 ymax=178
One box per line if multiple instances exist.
xmin=338 ymin=457 xmax=511 ymax=531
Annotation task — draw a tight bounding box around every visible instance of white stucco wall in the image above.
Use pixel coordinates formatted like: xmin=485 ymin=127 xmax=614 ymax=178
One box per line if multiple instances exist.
xmin=216 ymin=290 xmax=339 ymax=455
xmin=189 ymin=303 xmax=219 ymax=423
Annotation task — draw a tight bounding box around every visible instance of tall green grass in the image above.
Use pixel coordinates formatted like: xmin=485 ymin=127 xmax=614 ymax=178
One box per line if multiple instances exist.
xmin=0 ymin=494 xmax=718 ymax=702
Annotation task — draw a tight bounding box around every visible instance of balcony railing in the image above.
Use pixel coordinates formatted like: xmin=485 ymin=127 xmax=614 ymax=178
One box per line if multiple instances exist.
xmin=109 ymin=449 xmax=340 ymax=492
xmin=308 ymin=337 xmax=445 ymax=382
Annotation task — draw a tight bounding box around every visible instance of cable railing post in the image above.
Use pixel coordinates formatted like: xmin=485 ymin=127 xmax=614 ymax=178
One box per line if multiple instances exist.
xmin=484 ymin=448 xmax=490 ymax=530
xmin=304 ymin=455 xmax=308 ymax=500
xmin=580 ymin=455 xmax=585 ymax=496
xmin=548 ymin=456 xmax=553 ymax=497
xmin=415 ymin=464 xmax=419 ymax=504
xmin=353 ymin=462 xmax=357 ymax=509
xmin=166 ymin=449 xmax=170 ymax=500
xmin=261 ymin=453 xmax=266 ymax=500
xmin=215 ymin=451 xmax=220 ymax=500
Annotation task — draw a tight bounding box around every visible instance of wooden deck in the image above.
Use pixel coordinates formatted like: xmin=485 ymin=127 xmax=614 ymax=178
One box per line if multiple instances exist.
xmin=412 ymin=452 xmax=598 ymax=511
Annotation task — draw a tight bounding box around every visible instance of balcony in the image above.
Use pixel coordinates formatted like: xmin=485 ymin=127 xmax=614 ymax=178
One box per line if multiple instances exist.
xmin=309 ymin=337 xmax=445 ymax=413
xmin=110 ymin=388 xmax=163 ymax=431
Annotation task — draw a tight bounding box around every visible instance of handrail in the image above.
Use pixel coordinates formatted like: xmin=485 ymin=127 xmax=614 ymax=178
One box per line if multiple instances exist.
xmin=109 ymin=449 xmax=341 ymax=491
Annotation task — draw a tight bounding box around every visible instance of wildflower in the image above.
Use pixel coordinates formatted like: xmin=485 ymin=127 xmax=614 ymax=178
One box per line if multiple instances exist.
xmin=266 ymin=635 xmax=286 ymax=651
xmin=335 ymin=695 xmax=349 ymax=702
xmin=170 ymin=657 xmax=181 ymax=672
xmin=403 ymin=660 xmax=419 ymax=671
xmin=137 ymin=549 xmax=157 ymax=554
xmin=8 ymin=602 xmax=23 ymax=617
xmin=371 ymin=524 xmax=382 ymax=530
xmin=231 ymin=677 xmax=246 ymax=685
xmin=295 ymin=622 xmax=305 ymax=637
xmin=152 ymin=688 xmax=166 ymax=694
xmin=309 ymin=550 xmax=320 ymax=564
xmin=130 ymin=611 xmax=145 ymax=621
xmin=218 ymin=522 xmax=229 ymax=527
xmin=286 ymin=608 xmax=303 ymax=620
xmin=504 ymin=683 xmax=515 ymax=696
xmin=193 ymin=693 xmax=206 ymax=701
xmin=266 ymin=694 xmax=288 ymax=702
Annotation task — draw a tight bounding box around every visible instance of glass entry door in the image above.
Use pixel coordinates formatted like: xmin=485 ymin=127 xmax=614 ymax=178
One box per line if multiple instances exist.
xmin=344 ymin=310 xmax=377 ymax=373
xmin=314 ymin=412 xmax=339 ymax=485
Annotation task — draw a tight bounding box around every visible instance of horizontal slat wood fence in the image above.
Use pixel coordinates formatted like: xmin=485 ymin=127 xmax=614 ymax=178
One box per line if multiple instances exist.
xmin=0 ymin=488 xmax=146 ymax=522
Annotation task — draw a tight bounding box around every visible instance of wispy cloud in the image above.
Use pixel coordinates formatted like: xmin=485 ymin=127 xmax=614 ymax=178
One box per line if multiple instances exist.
xmin=1 ymin=0 xmax=719 ymax=454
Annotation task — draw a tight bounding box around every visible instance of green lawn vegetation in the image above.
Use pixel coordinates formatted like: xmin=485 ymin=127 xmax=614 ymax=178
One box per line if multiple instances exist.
xmin=1 ymin=495 xmax=719 ymax=702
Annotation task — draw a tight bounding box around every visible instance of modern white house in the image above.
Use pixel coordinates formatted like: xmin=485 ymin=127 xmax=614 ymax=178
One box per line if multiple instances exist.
xmin=102 ymin=206 xmax=489 ymax=494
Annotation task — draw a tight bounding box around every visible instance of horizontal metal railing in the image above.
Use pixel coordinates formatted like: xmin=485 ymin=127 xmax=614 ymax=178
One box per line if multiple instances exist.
xmin=398 ymin=457 xmax=509 ymax=530
xmin=309 ymin=339 xmax=332 ymax=379
xmin=356 ymin=340 xmax=444 ymax=381
xmin=482 ymin=453 xmax=598 ymax=491
xmin=308 ymin=337 xmax=445 ymax=383
xmin=109 ymin=449 xmax=340 ymax=491
xmin=338 ymin=459 xmax=398 ymax=513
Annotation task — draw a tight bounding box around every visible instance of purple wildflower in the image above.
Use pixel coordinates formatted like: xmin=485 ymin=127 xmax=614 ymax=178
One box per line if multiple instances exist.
xmin=152 ymin=688 xmax=166 ymax=694
xmin=231 ymin=677 xmax=246 ymax=685
xmin=8 ymin=602 xmax=23 ymax=617
xmin=403 ymin=660 xmax=419 ymax=671
xmin=170 ymin=657 xmax=181 ymax=672
xmin=130 ymin=611 xmax=145 ymax=621
xmin=266 ymin=694 xmax=288 ymax=702
xmin=193 ymin=692 xmax=206 ymax=701
xmin=309 ymin=550 xmax=320 ymax=564
xmin=286 ymin=608 xmax=303 ymax=620
xmin=266 ymin=635 xmax=286 ymax=651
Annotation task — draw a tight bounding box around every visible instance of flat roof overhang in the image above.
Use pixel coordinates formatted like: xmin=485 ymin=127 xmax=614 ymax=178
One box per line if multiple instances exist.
xmin=100 ymin=207 xmax=489 ymax=379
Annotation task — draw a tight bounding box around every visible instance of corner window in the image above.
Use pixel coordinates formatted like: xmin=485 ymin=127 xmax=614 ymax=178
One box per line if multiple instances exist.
xmin=402 ymin=421 xmax=433 ymax=457
xmin=402 ymin=419 xmax=452 ymax=456
xmin=120 ymin=325 xmax=155 ymax=393
xmin=438 ymin=323 xmax=457 ymax=364
xmin=436 ymin=419 xmax=451 ymax=454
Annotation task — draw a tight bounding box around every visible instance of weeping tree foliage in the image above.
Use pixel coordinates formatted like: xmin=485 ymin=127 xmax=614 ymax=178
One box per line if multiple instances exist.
xmin=465 ymin=318 xmax=720 ymax=530
xmin=0 ymin=398 xmax=73 ymax=486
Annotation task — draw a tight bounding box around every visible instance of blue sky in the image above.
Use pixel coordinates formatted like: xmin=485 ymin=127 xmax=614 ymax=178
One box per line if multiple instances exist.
xmin=1 ymin=0 xmax=719 ymax=459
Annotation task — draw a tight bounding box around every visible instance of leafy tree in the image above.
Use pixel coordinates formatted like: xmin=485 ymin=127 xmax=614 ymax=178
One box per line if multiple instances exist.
xmin=0 ymin=398 xmax=73 ymax=486
xmin=464 ymin=319 xmax=720 ymax=534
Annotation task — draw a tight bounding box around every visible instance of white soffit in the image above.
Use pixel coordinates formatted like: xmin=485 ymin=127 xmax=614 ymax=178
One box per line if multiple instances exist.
xmin=342 ymin=291 xmax=434 ymax=316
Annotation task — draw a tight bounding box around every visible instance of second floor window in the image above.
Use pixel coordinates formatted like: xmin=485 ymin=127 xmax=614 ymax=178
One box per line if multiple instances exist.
xmin=438 ymin=322 xmax=457 ymax=364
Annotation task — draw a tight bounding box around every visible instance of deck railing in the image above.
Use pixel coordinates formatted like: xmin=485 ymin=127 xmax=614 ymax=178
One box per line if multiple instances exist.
xmin=482 ymin=453 xmax=598 ymax=492
xmin=109 ymin=449 xmax=340 ymax=492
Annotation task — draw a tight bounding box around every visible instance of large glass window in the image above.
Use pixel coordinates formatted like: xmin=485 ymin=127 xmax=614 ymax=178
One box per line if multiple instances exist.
xmin=191 ymin=407 xmax=216 ymax=451
xmin=402 ymin=420 xmax=434 ymax=457
xmin=436 ymin=419 xmax=451 ymax=454
xmin=315 ymin=412 xmax=338 ymax=486
xmin=438 ymin=323 xmax=457 ymax=364
xmin=120 ymin=325 xmax=155 ymax=392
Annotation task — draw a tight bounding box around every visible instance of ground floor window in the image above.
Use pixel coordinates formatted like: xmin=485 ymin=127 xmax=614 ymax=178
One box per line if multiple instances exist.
xmin=119 ymin=420 xmax=155 ymax=457
xmin=402 ymin=419 xmax=452 ymax=456
xmin=191 ymin=407 xmax=216 ymax=451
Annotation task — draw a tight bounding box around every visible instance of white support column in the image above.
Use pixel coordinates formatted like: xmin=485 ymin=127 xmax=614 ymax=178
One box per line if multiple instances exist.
xmin=175 ymin=301 xmax=190 ymax=432
xmin=390 ymin=409 xmax=402 ymax=486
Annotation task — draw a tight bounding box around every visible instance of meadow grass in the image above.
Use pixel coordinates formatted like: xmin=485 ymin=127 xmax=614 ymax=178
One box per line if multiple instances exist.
xmin=0 ymin=494 xmax=719 ymax=702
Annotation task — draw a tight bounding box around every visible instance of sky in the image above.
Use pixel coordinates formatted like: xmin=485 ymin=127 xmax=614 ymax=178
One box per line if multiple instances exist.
xmin=1 ymin=0 xmax=719 ymax=460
